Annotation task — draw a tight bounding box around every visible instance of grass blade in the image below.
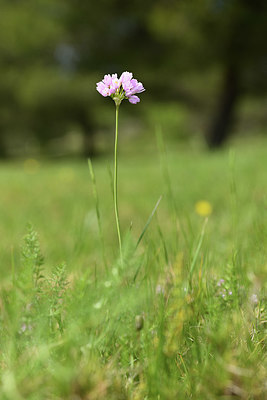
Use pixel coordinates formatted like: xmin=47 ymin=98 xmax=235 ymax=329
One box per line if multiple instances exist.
xmin=189 ymin=217 xmax=208 ymax=286
xmin=136 ymin=195 xmax=162 ymax=249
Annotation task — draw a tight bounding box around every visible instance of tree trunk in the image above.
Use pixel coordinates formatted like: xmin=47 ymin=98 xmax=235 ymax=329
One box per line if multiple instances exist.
xmin=206 ymin=65 xmax=240 ymax=148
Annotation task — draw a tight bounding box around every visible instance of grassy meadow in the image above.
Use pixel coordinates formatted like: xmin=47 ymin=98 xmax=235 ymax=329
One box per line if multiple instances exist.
xmin=0 ymin=136 xmax=266 ymax=399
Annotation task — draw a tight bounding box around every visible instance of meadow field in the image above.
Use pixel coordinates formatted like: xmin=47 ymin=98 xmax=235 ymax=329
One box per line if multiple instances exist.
xmin=0 ymin=136 xmax=266 ymax=399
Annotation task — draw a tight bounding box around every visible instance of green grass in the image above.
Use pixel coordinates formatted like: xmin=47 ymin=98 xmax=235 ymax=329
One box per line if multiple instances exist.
xmin=0 ymin=137 xmax=266 ymax=399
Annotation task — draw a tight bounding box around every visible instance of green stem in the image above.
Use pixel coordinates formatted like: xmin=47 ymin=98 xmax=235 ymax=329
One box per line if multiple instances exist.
xmin=114 ymin=104 xmax=123 ymax=265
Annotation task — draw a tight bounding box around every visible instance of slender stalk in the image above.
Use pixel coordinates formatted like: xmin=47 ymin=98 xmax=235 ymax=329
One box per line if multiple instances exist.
xmin=114 ymin=104 xmax=123 ymax=265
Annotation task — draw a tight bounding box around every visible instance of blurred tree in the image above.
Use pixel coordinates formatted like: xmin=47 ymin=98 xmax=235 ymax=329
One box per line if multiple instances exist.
xmin=147 ymin=0 xmax=267 ymax=147
xmin=0 ymin=0 xmax=266 ymax=156
xmin=0 ymin=0 xmax=96 ymax=157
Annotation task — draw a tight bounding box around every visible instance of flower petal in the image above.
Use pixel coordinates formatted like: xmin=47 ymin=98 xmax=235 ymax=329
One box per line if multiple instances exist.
xmin=128 ymin=95 xmax=140 ymax=104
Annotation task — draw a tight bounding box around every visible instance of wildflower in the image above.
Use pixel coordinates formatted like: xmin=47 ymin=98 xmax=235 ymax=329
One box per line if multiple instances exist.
xmin=95 ymin=71 xmax=145 ymax=266
xmin=93 ymin=300 xmax=104 ymax=310
xmin=19 ymin=323 xmax=27 ymax=334
xmin=195 ymin=200 xmax=213 ymax=217
xmin=156 ymin=284 xmax=164 ymax=295
xmin=96 ymin=71 xmax=145 ymax=106
xmin=19 ymin=323 xmax=33 ymax=334
xmin=216 ymin=279 xmax=233 ymax=301
xmin=250 ymin=294 xmax=258 ymax=305
xmin=217 ymin=279 xmax=225 ymax=287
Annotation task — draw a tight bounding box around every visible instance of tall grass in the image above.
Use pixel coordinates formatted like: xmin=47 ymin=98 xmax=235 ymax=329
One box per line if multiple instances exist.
xmin=0 ymin=138 xmax=266 ymax=399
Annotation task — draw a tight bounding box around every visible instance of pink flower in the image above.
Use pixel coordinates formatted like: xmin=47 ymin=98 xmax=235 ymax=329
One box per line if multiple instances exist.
xmin=120 ymin=71 xmax=133 ymax=83
xmin=103 ymin=74 xmax=113 ymax=86
xmin=128 ymin=95 xmax=140 ymax=104
xmin=124 ymin=79 xmax=145 ymax=97
xmin=96 ymin=71 xmax=145 ymax=105
xmin=96 ymin=81 xmax=110 ymax=97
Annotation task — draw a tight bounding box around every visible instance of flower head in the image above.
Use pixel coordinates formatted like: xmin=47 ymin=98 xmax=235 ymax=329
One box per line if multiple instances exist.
xmin=217 ymin=279 xmax=225 ymax=287
xmin=96 ymin=71 xmax=145 ymax=106
xmin=195 ymin=200 xmax=213 ymax=217
xmin=250 ymin=293 xmax=258 ymax=305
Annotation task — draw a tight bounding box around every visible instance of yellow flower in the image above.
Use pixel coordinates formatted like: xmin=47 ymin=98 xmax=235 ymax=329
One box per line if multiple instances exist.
xmin=195 ymin=200 xmax=212 ymax=217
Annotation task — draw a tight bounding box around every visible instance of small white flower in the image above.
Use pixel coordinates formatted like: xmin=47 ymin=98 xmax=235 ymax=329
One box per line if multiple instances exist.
xmin=156 ymin=284 xmax=164 ymax=295
xmin=93 ymin=300 xmax=103 ymax=309
xmin=250 ymin=294 xmax=258 ymax=305
xmin=19 ymin=323 xmax=27 ymax=334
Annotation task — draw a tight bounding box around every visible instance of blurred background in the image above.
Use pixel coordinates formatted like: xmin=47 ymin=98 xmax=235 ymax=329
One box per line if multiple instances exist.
xmin=0 ymin=0 xmax=267 ymax=159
